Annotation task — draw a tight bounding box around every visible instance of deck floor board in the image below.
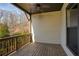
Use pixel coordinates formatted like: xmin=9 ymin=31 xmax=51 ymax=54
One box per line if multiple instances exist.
xmin=10 ymin=42 xmax=67 ymax=56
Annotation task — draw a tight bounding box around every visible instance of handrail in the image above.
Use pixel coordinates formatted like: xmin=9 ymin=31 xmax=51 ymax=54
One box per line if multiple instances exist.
xmin=0 ymin=34 xmax=31 ymax=56
xmin=0 ymin=34 xmax=29 ymax=41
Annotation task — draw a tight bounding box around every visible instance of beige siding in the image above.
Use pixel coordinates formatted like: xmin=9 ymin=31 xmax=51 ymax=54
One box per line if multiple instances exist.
xmin=31 ymin=11 xmax=62 ymax=44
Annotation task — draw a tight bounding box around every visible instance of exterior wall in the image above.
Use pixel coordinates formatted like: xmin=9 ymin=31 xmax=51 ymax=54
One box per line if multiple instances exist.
xmin=31 ymin=11 xmax=62 ymax=44
xmin=61 ymin=3 xmax=74 ymax=56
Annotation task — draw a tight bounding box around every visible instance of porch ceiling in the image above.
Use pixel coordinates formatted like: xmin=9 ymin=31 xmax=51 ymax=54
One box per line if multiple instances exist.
xmin=13 ymin=3 xmax=63 ymax=14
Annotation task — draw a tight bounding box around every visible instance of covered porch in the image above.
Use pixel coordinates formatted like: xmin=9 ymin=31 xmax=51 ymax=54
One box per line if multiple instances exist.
xmin=0 ymin=3 xmax=75 ymax=56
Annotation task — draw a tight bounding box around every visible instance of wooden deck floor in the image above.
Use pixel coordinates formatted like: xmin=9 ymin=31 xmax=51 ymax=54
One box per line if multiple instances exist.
xmin=10 ymin=42 xmax=67 ymax=56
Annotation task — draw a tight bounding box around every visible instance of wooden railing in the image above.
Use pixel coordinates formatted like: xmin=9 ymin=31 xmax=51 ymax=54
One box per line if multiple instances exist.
xmin=0 ymin=34 xmax=32 ymax=56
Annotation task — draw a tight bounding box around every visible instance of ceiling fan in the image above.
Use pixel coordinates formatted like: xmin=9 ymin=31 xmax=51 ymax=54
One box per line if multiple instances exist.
xmin=35 ymin=4 xmax=50 ymax=10
xmin=31 ymin=4 xmax=50 ymax=12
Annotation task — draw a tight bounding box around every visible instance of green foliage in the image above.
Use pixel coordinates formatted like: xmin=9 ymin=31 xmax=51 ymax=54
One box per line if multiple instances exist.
xmin=0 ymin=23 xmax=9 ymax=38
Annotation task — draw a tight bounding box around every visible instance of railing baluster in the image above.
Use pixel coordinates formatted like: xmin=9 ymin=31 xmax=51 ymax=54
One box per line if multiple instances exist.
xmin=0 ymin=41 xmax=1 ymax=55
xmin=6 ymin=40 xmax=8 ymax=56
xmin=2 ymin=41 xmax=4 ymax=55
xmin=14 ymin=37 xmax=16 ymax=50
xmin=0 ymin=41 xmax=2 ymax=56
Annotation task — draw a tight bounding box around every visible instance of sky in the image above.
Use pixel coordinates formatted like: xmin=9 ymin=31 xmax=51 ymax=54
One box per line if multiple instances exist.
xmin=0 ymin=3 xmax=23 ymax=15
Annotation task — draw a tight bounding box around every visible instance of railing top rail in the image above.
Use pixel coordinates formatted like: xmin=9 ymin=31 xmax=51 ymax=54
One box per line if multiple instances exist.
xmin=0 ymin=33 xmax=30 ymax=41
